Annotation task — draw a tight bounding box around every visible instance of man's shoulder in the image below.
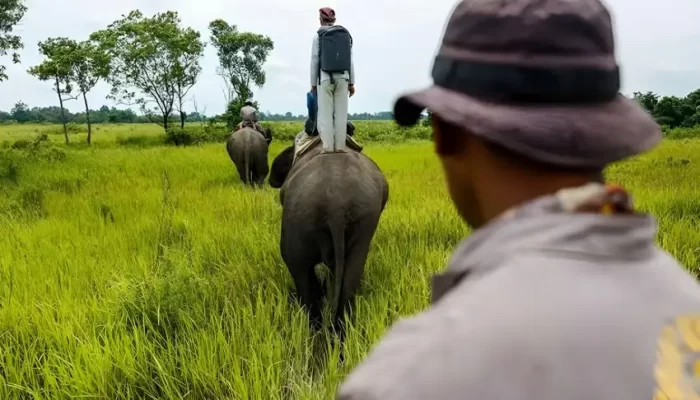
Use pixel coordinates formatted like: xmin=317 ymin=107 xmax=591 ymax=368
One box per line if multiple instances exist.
xmin=439 ymin=246 xmax=700 ymax=336
xmin=336 ymin=297 xmax=551 ymax=400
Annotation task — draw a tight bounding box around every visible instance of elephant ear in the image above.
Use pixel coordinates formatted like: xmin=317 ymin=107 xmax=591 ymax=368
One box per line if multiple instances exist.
xmin=269 ymin=146 xmax=295 ymax=188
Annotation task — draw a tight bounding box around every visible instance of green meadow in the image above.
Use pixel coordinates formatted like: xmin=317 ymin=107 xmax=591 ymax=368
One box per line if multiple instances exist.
xmin=0 ymin=122 xmax=698 ymax=398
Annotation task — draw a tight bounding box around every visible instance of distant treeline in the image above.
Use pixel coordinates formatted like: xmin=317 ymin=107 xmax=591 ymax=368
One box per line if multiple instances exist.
xmin=0 ymin=102 xmax=394 ymax=124
xmin=260 ymin=111 xmax=395 ymax=121
xmin=2 ymin=90 xmax=699 ymax=128
xmin=632 ymin=89 xmax=700 ymax=129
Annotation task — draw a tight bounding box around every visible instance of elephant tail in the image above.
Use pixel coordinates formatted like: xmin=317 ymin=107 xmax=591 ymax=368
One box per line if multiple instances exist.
xmin=330 ymin=218 xmax=346 ymax=327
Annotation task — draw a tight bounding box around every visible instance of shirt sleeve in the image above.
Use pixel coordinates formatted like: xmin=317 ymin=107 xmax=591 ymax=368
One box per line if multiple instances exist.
xmin=310 ymin=34 xmax=320 ymax=86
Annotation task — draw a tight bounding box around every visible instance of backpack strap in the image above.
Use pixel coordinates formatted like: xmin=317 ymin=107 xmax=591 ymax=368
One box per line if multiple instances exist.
xmin=317 ymin=30 xmax=327 ymax=85
xmin=318 ymin=29 xmax=335 ymax=85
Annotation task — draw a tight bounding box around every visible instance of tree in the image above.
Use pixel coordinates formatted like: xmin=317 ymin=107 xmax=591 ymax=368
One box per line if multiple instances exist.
xmin=209 ymin=19 xmax=274 ymax=106
xmin=653 ymin=96 xmax=694 ymax=128
xmin=10 ymin=100 xmax=30 ymax=122
xmin=633 ymin=91 xmax=659 ymax=115
xmin=27 ymin=37 xmax=78 ymax=144
xmin=686 ymin=89 xmax=700 ymax=109
xmin=0 ymin=0 xmax=27 ymax=82
xmin=171 ymin=30 xmax=203 ymax=129
xmin=67 ymin=40 xmax=111 ymax=144
xmin=90 ymin=10 xmax=205 ymax=130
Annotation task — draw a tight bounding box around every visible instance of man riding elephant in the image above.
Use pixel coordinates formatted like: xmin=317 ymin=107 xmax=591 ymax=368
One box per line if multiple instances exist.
xmin=236 ymin=100 xmax=271 ymax=144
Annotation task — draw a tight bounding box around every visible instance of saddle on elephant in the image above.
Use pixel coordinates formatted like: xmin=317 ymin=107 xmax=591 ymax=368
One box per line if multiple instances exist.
xmin=236 ymin=120 xmax=271 ymax=143
xmin=293 ymin=131 xmax=363 ymax=164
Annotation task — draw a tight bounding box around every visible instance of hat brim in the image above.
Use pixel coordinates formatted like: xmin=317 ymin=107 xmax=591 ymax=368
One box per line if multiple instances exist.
xmin=393 ymin=86 xmax=661 ymax=168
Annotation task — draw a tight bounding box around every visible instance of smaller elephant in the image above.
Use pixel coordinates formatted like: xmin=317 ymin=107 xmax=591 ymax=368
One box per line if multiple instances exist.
xmin=226 ymin=127 xmax=269 ymax=185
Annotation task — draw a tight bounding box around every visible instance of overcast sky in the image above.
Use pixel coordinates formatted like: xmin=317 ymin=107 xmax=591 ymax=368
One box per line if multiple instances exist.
xmin=1 ymin=0 xmax=699 ymax=115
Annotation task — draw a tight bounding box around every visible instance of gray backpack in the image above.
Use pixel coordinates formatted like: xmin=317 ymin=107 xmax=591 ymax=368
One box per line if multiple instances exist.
xmin=317 ymin=26 xmax=352 ymax=83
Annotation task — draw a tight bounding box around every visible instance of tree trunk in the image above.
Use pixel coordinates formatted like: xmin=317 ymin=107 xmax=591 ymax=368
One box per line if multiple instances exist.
xmin=82 ymin=91 xmax=92 ymax=145
xmin=163 ymin=114 xmax=168 ymax=130
xmin=56 ymin=77 xmax=69 ymax=144
xmin=180 ymin=111 xmax=185 ymax=129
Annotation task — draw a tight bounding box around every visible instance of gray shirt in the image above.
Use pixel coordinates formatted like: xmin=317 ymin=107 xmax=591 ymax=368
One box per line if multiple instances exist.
xmin=337 ymin=185 xmax=700 ymax=400
xmin=240 ymin=105 xmax=257 ymax=122
xmin=310 ymin=25 xmax=355 ymax=86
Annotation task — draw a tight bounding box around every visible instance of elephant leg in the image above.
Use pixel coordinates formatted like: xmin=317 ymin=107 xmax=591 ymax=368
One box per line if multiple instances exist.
xmin=239 ymin=166 xmax=251 ymax=185
xmin=233 ymin=160 xmax=247 ymax=183
xmin=281 ymin=233 xmax=324 ymax=330
xmin=249 ymin=161 xmax=260 ymax=187
xmin=254 ymin=155 xmax=269 ymax=186
xmin=333 ymin=220 xmax=379 ymax=342
xmin=293 ymin=268 xmax=325 ymax=330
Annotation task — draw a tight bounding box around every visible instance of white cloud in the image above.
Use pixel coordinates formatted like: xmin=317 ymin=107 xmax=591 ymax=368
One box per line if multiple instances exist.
xmin=1 ymin=0 xmax=699 ymax=115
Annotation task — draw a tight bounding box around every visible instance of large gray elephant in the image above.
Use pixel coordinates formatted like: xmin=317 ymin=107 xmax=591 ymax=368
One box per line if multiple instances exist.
xmin=269 ymin=136 xmax=389 ymax=340
xmin=226 ymin=127 xmax=269 ymax=185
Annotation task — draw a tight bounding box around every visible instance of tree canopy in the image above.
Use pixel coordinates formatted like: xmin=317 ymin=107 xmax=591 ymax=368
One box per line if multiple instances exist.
xmin=90 ymin=10 xmax=205 ymax=129
xmin=27 ymin=37 xmax=76 ymax=92
xmin=209 ymin=19 xmax=274 ymax=105
xmin=27 ymin=37 xmax=80 ymax=143
xmin=0 ymin=0 xmax=27 ymax=81
xmin=634 ymin=89 xmax=700 ymax=129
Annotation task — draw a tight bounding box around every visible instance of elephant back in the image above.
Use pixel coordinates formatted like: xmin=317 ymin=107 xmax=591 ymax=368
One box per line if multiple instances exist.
xmin=292 ymin=132 xmax=363 ymax=164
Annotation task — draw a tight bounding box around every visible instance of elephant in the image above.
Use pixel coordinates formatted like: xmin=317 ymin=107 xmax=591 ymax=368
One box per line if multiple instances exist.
xmin=269 ymin=134 xmax=389 ymax=340
xmin=226 ymin=126 xmax=269 ymax=185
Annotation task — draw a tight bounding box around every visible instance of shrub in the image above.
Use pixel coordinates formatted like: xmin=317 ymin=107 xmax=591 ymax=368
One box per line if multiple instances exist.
xmin=164 ymin=125 xmax=230 ymax=147
xmin=116 ymin=135 xmax=166 ymax=148
xmin=664 ymin=126 xmax=700 ymax=140
xmin=0 ymin=134 xmax=67 ymax=184
xmin=164 ymin=128 xmax=206 ymax=146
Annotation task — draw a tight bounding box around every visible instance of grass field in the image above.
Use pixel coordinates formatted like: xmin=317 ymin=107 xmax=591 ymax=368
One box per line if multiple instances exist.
xmin=0 ymin=121 xmax=699 ymax=399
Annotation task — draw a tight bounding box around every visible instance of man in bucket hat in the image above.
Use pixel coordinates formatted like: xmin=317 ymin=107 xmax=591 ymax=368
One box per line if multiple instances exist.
xmin=337 ymin=0 xmax=700 ymax=399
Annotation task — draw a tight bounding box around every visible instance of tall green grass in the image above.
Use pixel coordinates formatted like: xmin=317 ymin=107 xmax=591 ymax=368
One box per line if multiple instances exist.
xmin=0 ymin=121 xmax=432 ymax=148
xmin=0 ymin=123 xmax=698 ymax=398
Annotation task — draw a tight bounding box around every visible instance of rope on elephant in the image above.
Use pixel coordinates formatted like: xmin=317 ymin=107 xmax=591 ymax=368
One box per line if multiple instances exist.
xmin=235 ymin=122 xmax=268 ymax=142
xmin=293 ymin=133 xmax=363 ymax=164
